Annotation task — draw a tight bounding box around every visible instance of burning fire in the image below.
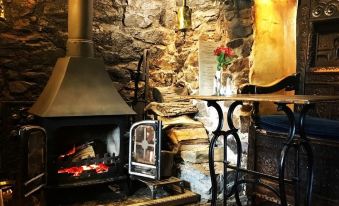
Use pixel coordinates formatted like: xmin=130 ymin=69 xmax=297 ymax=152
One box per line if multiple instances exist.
xmin=58 ymin=162 xmax=109 ymax=177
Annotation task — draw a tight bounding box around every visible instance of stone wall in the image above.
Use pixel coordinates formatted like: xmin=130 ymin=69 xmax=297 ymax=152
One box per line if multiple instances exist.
xmin=0 ymin=0 xmax=254 ymax=202
xmin=0 ymin=0 xmax=252 ymax=103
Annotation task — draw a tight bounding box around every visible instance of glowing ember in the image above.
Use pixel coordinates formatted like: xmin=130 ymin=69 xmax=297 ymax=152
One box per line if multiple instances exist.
xmin=58 ymin=163 xmax=109 ymax=177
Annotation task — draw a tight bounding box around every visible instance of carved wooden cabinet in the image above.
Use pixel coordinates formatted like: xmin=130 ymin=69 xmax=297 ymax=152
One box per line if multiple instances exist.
xmin=304 ymin=72 xmax=339 ymax=120
xmin=253 ymin=131 xmax=339 ymax=206
xmin=297 ymin=0 xmax=339 ymax=120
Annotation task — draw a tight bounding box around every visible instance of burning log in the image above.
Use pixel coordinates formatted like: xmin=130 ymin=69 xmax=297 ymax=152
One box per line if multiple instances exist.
xmin=71 ymin=145 xmax=95 ymax=162
xmin=57 ymin=141 xmax=120 ymax=177
xmin=58 ymin=141 xmax=95 ymax=162
xmin=58 ymin=163 xmax=109 ymax=177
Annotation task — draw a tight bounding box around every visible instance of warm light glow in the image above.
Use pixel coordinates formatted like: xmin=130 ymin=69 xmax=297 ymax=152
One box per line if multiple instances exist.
xmin=0 ymin=0 xmax=5 ymax=19
xmin=251 ymin=0 xmax=297 ymax=85
xmin=251 ymin=0 xmax=297 ymax=114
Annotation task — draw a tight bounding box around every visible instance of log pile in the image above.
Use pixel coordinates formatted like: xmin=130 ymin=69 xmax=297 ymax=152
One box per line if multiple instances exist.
xmin=163 ymin=116 xmax=210 ymax=155
xmin=146 ymin=85 xmax=205 ymax=154
xmin=145 ymin=86 xmax=225 ymax=162
xmin=144 ymin=102 xmax=198 ymax=117
xmin=144 ymin=86 xmax=236 ymax=201
xmin=152 ymin=86 xmax=189 ymax=103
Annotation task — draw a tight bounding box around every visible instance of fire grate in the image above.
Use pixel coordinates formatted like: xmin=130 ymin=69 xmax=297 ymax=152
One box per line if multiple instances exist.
xmin=42 ymin=122 xmax=129 ymax=189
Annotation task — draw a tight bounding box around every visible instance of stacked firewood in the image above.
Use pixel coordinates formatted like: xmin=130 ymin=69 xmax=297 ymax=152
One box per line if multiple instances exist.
xmin=146 ymin=86 xmax=223 ymax=162
xmin=145 ymin=86 xmax=225 ymax=200
xmin=146 ymin=86 xmax=210 ymax=157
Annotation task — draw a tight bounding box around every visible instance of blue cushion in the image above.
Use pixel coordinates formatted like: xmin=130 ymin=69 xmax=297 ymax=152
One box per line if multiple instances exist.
xmin=259 ymin=114 xmax=339 ymax=140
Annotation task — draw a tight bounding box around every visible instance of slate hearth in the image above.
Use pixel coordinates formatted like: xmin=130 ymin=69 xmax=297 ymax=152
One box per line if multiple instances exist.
xmin=53 ymin=183 xmax=200 ymax=206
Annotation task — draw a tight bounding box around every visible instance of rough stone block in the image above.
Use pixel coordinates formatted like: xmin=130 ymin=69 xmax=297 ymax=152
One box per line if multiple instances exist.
xmin=178 ymin=162 xmax=219 ymax=201
xmin=178 ymin=162 xmax=235 ymax=201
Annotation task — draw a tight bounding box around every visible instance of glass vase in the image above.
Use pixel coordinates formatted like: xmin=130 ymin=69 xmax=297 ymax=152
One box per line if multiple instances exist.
xmin=214 ymin=70 xmax=222 ymax=96
xmin=214 ymin=69 xmax=233 ymax=96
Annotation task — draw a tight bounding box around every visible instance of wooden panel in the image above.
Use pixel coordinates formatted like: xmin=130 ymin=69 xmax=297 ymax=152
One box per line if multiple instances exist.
xmin=253 ymin=131 xmax=339 ymax=206
xmin=304 ymin=75 xmax=339 ymax=119
xmin=335 ymin=88 xmax=339 ymax=119
xmin=297 ymin=0 xmax=339 ymax=119
xmin=306 ymin=72 xmax=339 ymax=83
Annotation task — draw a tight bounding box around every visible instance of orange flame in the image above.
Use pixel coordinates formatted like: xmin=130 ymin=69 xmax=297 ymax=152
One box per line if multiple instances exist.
xmin=58 ymin=163 xmax=109 ymax=177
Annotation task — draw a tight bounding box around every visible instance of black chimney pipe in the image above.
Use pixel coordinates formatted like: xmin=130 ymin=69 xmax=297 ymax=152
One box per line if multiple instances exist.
xmin=67 ymin=0 xmax=94 ymax=57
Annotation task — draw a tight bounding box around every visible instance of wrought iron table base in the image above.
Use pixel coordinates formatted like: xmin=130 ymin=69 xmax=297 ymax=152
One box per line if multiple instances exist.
xmin=208 ymin=100 xmax=314 ymax=206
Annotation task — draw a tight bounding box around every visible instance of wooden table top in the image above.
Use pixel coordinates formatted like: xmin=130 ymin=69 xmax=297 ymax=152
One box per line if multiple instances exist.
xmin=179 ymin=94 xmax=339 ymax=105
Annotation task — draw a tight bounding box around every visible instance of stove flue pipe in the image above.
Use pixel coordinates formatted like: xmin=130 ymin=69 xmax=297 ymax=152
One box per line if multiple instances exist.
xmin=66 ymin=0 xmax=94 ymax=57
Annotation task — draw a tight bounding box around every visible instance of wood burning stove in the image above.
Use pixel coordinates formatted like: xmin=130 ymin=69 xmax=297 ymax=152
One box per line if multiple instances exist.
xmin=27 ymin=0 xmax=135 ymax=192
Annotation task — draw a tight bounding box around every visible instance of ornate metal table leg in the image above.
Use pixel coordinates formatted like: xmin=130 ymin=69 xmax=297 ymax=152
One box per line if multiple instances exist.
xmin=207 ymin=100 xmax=223 ymax=206
xmin=293 ymin=141 xmax=301 ymax=205
xmin=277 ymin=103 xmax=314 ymax=206
xmin=226 ymin=101 xmax=243 ymax=206
xmin=207 ymin=100 xmax=242 ymax=206
xmin=298 ymin=104 xmax=314 ymax=206
xmin=276 ymin=103 xmax=296 ymax=206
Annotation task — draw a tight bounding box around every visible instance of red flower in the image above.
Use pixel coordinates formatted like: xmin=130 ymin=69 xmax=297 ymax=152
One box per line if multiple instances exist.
xmin=214 ymin=46 xmax=234 ymax=57
xmin=213 ymin=47 xmax=222 ymax=56
xmin=213 ymin=46 xmax=235 ymax=71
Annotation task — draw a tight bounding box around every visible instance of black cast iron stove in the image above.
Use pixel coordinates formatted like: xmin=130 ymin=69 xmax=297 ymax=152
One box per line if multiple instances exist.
xmin=28 ymin=0 xmax=135 ymax=190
